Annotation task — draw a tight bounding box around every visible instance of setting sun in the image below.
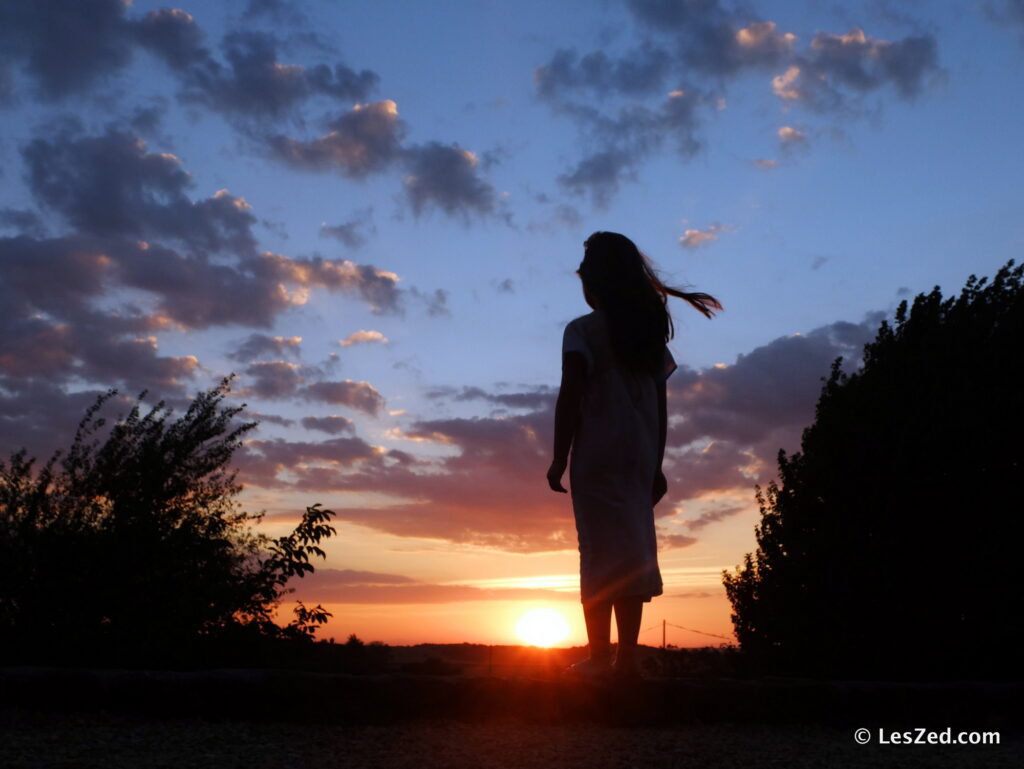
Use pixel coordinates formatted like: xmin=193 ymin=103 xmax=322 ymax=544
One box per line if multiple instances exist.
xmin=515 ymin=607 xmax=570 ymax=647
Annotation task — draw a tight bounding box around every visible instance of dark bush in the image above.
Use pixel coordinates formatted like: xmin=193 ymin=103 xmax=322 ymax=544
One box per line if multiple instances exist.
xmin=724 ymin=261 xmax=1024 ymax=679
xmin=0 ymin=377 xmax=336 ymax=667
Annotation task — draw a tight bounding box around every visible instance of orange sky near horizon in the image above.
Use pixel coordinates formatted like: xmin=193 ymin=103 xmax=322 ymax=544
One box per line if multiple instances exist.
xmin=270 ymin=508 xmax=745 ymax=648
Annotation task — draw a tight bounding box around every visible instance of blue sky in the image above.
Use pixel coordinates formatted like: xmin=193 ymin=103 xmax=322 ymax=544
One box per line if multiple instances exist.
xmin=2 ymin=0 xmax=1022 ymax=645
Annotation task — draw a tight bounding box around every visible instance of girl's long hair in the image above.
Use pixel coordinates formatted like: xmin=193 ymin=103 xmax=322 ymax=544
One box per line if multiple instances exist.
xmin=578 ymin=231 xmax=722 ymax=375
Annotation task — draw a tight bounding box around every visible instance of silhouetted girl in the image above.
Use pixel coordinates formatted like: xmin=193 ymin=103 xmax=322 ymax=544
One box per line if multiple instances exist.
xmin=547 ymin=231 xmax=721 ymax=678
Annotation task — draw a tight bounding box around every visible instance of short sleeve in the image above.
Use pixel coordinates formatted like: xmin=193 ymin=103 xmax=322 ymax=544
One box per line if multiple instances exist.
xmin=562 ymin=319 xmax=592 ymax=372
xmin=663 ymin=346 xmax=677 ymax=380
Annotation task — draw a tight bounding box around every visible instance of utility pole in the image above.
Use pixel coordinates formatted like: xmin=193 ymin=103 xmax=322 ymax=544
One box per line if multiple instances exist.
xmin=662 ymin=619 xmax=666 ymax=649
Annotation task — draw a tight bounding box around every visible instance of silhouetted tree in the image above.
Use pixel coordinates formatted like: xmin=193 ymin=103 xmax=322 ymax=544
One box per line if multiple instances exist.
xmin=724 ymin=261 xmax=1024 ymax=679
xmin=0 ymin=377 xmax=335 ymax=666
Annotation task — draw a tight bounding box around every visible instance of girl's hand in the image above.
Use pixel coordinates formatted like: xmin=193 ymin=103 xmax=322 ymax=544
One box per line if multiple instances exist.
xmin=652 ymin=469 xmax=668 ymax=506
xmin=547 ymin=458 xmax=568 ymax=493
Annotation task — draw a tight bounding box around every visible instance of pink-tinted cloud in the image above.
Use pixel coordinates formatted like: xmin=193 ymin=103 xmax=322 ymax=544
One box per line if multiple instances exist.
xmin=301 ymin=380 xmax=385 ymax=415
xmin=289 ymin=567 xmax=571 ymax=604
xmin=230 ymin=317 xmax=879 ymax=551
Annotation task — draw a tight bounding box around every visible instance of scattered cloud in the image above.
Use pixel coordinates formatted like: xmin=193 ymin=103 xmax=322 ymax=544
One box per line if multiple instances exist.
xmin=320 ymin=207 xmax=374 ymax=248
xmin=301 ymin=380 xmax=385 ymax=415
xmin=534 ymin=1 xmax=941 ymax=204
xmin=242 ymin=360 xmax=304 ymax=399
xmin=301 ymin=415 xmax=356 ymax=435
xmin=0 ymin=0 xmax=135 ymax=100
xmin=660 ymin=533 xmax=699 ymax=549
xmin=228 ymin=333 xmax=303 ymax=363
xmin=290 ymin=567 xmax=569 ymax=604
xmin=410 ymin=287 xmax=451 ymax=318
xmin=778 ymin=125 xmax=807 ymax=147
xmin=0 ymin=1 xmax=377 ymax=117
xmin=402 ymin=142 xmax=499 ymax=219
xmin=23 ymin=124 xmax=258 ymax=255
xmin=982 ymin=1 xmax=1024 ymax=45
xmin=683 ymin=504 xmax=747 ymax=531
xmin=339 ymin=330 xmax=389 ymax=347
xmin=773 ymin=29 xmax=941 ymax=112
xmin=268 ymin=101 xmax=404 ymax=177
xmin=679 ymin=223 xmax=727 ymax=250
xmin=224 ymin=314 xmax=876 ymax=553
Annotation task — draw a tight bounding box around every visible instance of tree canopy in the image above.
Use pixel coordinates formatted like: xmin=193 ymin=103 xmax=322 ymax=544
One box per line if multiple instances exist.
xmin=723 ymin=261 xmax=1024 ymax=679
xmin=0 ymin=377 xmax=336 ymax=666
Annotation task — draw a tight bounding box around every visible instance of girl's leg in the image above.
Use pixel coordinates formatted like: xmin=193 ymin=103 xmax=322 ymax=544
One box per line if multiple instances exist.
xmin=582 ymin=599 xmax=612 ymax=664
xmin=612 ymin=597 xmax=644 ymax=672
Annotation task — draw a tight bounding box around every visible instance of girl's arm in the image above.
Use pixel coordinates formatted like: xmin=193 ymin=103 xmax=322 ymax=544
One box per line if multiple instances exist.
xmin=653 ymin=374 xmax=668 ymax=505
xmin=547 ymin=351 xmax=587 ymax=493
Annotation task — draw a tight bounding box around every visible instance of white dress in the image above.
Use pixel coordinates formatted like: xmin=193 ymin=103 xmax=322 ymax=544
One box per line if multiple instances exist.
xmin=563 ymin=311 xmax=675 ymax=604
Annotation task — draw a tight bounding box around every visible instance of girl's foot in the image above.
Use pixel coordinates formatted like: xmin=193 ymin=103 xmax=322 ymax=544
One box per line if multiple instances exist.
xmin=562 ymin=657 xmax=612 ymax=679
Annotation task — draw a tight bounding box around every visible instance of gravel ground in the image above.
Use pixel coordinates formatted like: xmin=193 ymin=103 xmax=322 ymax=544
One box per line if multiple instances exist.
xmin=2 ymin=709 xmax=1020 ymax=769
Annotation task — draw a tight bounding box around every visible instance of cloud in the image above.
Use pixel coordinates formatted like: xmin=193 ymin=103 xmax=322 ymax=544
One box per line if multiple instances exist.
xmin=23 ymin=125 xmax=258 ymax=255
xmin=301 ymin=380 xmax=385 ymax=415
xmin=679 ymin=223 xmax=727 ymax=250
xmin=297 ymin=567 xmax=417 ymax=586
xmin=402 ymin=142 xmax=498 ymax=219
xmin=534 ymin=2 xmax=940 ymax=203
xmin=660 ymin=533 xmax=699 ymax=549
xmin=224 ymin=312 xmax=884 ymax=555
xmin=134 ymin=8 xmax=208 ymax=71
xmin=301 ymin=415 xmax=356 ymax=435
xmin=245 ymin=410 xmax=296 ymax=428
xmin=237 ymin=436 xmax=381 ymax=483
xmin=290 ymin=568 xmax=569 ymax=604
xmin=409 ymin=287 xmax=451 ymax=318
xmin=668 ymin=319 xmax=878 ymax=449
xmin=534 ymin=45 xmax=672 ymax=100
xmin=268 ymin=101 xmax=404 ymax=176
xmin=427 ymin=385 xmax=557 ymax=412
xmin=683 ymin=504 xmax=746 ymax=531
xmin=778 ymin=125 xmax=807 ymax=146
xmin=774 ymin=29 xmax=941 ymax=111
xmin=552 ymin=90 xmax=705 ymax=206
xmin=0 ymin=2 xmax=378 ymax=119
xmin=661 ymin=316 xmax=882 ymax=502
xmin=243 ymin=0 xmax=307 ymax=25
xmin=233 ymin=387 xmax=574 ymax=551
xmin=983 ymin=1 xmax=1024 ymax=44
xmin=228 ymin=333 xmax=303 ymax=362
xmin=0 ymin=208 xmax=46 ymax=238
xmin=339 ymin=330 xmax=389 ymax=347
xmin=0 ymin=0 xmax=134 ymax=100
xmin=0 ymin=378 xmax=135 ymax=466
xmin=0 ymin=120 xmax=412 ymax=423
xmin=320 ymin=207 xmax=374 ymax=248
xmin=179 ymin=30 xmax=378 ymax=118
xmin=268 ymin=104 xmax=502 ymax=222
xmin=557 ymin=148 xmax=639 ymax=208
xmin=0 ymin=234 xmax=201 ymax=393
xmin=242 ymin=361 xmax=304 ymax=399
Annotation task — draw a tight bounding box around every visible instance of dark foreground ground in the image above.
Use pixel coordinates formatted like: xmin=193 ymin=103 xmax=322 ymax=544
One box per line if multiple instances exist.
xmin=2 ymin=708 xmax=1021 ymax=769
xmin=2 ymin=666 xmax=1021 ymax=768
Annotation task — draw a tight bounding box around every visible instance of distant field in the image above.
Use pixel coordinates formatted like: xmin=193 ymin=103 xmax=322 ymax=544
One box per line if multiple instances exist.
xmin=3 ymin=708 xmax=1021 ymax=769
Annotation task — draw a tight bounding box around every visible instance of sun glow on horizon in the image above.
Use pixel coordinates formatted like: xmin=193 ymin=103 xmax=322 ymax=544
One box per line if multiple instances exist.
xmin=515 ymin=607 xmax=570 ymax=647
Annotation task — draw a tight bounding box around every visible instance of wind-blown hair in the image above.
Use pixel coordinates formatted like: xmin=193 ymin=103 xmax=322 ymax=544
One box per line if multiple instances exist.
xmin=578 ymin=231 xmax=722 ymax=375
